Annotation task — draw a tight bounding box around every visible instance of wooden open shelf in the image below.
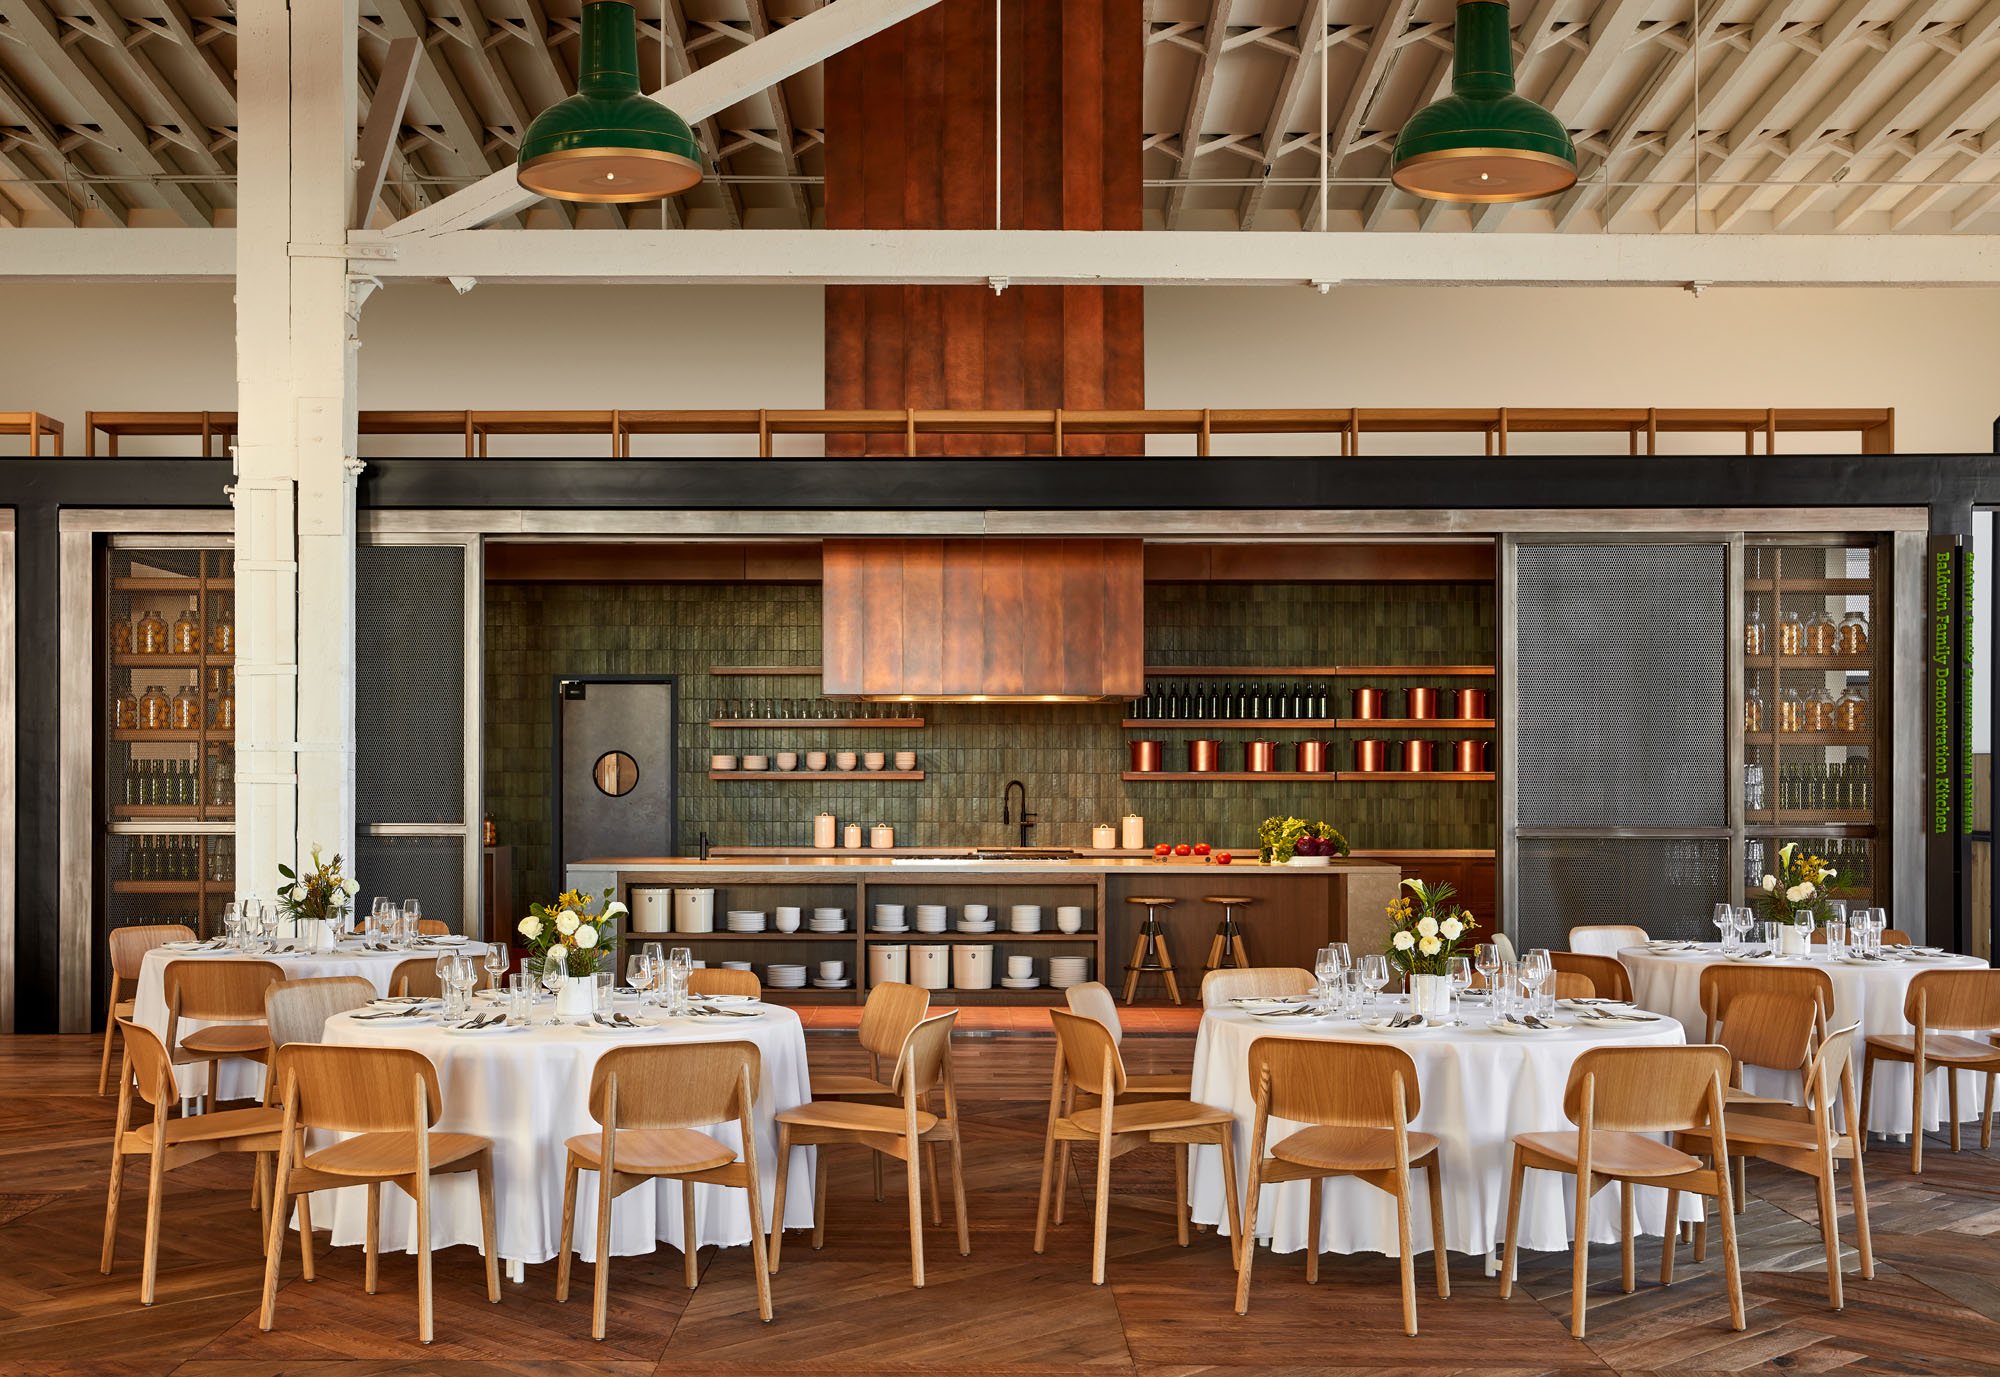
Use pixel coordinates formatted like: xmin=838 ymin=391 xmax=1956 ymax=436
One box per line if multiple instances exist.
xmin=1337 ymin=718 xmax=1494 ymax=731
xmin=113 ymin=653 xmax=209 ymax=669
xmin=1747 ymin=816 xmax=1874 ymax=831
xmin=1338 ymin=771 xmax=1495 ymax=782
xmin=709 ymin=666 xmax=822 ymax=677
xmin=1145 ymin=665 xmax=1495 ymax=678
xmin=1746 ymin=655 xmax=1871 ymax=672
xmin=112 ymin=577 xmax=234 ymax=593
xmin=1745 ymin=578 xmax=1873 ymax=594
xmin=1123 ymin=769 xmax=1493 ymax=782
xmin=654 ymin=931 xmax=856 ymax=942
xmin=709 ymin=717 xmax=924 ymax=729
xmin=1122 ymin=717 xmax=1493 ymax=730
xmin=1749 ymin=732 xmax=1871 ymax=747
xmin=112 ymin=804 xmax=233 ymax=820
xmin=709 ymin=769 xmax=924 ymax=781
xmin=111 ymin=728 xmax=203 ymax=742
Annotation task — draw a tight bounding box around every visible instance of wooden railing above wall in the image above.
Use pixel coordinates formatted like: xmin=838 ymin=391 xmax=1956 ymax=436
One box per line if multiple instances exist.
xmin=0 ymin=412 xmax=63 ymax=455
xmin=78 ymin=406 xmax=1897 ymax=459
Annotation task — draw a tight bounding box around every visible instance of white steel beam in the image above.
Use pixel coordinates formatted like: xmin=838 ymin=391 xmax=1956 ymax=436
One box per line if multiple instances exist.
xmin=743 ymin=0 xmax=812 ymax=227
xmin=1163 ymin=0 xmax=1238 ymax=228
xmin=352 ymin=36 xmax=421 ymax=230
xmin=385 ymin=0 xmax=946 ymax=238
xmin=1236 ymin=0 xmax=1325 ymax=228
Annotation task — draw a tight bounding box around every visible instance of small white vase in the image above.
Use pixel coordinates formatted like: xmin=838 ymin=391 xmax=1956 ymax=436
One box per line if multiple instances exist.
xmin=554 ymin=972 xmax=594 ymax=1019
xmin=1778 ymin=924 xmax=1809 ymax=957
xmin=1409 ymin=973 xmax=1453 ymax=1018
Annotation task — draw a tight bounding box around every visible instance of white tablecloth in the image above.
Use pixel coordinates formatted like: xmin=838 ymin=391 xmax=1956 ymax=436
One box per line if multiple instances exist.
xmin=1188 ymin=998 xmax=1690 ymax=1259
xmin=132 ymin=941 xmax=489 ymax=1099
xmin=320 ymin=1002 xmax=815 ymax=1265
xmin=1620 ymin=944 xmax=1992 ymax=1137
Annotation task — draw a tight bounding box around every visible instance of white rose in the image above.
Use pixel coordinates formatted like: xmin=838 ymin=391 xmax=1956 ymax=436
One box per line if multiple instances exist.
xmin=342 ymin=877 xmax=360 ymax=896
xmin=1418 ymin=936 xmax=1443 ymax=956
xmin=291 ymin=884 xmax=308 ymax=902
xmin=1785 ymin=883 xmax=1811 ymax=904
xmin=1416 ymin=915 xmax=1440 ymax=939
xmin=574 ymin=923 xmax=599 ymax=949
xmin=519 ymin=914 xmax=543 ymax=940
xmin=603 ymin=900 xmax=628 ymax=920
xmin=1761 ymin=875 xmax=1778 ymax=892
xmin=555 ymin=909 xmax=580 ymax=935
xmin=1392 ymin=930 xmax=1416 ymax=951
xmin=1440 ymin=917 xmax=1464 ymax=941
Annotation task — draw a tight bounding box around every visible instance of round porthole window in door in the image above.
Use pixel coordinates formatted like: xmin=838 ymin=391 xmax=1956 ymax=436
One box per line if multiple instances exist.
xmin=593 ymin=750 xmax=639 ymax=797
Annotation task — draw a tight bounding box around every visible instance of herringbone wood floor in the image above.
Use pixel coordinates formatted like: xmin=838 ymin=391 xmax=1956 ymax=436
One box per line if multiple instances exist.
xmin=7 ymin=1032 xmax=2000 ymax=1376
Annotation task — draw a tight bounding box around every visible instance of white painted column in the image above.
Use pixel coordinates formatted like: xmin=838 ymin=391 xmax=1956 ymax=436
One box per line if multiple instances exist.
xmin=233 ymin=0 xmax=360 ymax=899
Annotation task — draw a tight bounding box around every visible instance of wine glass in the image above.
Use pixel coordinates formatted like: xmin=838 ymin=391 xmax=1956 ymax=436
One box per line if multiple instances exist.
xmin=435 ymin=951 xmax=458 ymax=1010
xmin=240 ymin=896 xmax=264 ymax=951
xmin=483 ymin=942 xmax=510 ymax=991
xmin=1522 ymin=948 xmax=1552 ymax=1015
xmin=1313 ymin=946 xmax=1339 ymax=1010
xmin=669 ymin=946 xmax=694 ymax=1014
xmin=1712 ymin=902 xmax=1735 ymax=947
xmin=221 ymin=900 xmax=242 ymax=950
xmin=451 ymin=954 xmax=479 ymax=1015
xmin=1474 ymin=942 xmax=1499 ymax=1001
xmin=1446 ymin=955 xmax=1473 ymax=1020
xmin=540 ymin=950 xmax=568 ymax=1019
xmin=628 ymin=949 xmax=657 ymax=1001
xmin=1358 ymin=953 xmax=1390 ymax=1011
xmin=1732 ymin=906 xmax=1756 ymax=948
xmin=402 ymin=898 xmax=423 ymax=945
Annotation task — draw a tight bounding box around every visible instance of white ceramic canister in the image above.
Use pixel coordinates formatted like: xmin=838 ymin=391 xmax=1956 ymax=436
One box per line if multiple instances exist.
xmin=870 ymin=822 xmax=896 ymax=849
xmin=911 ymin=943 xmax=951 ymax=990
xmin=632 ymin=888 xmax=673 ymax=933
xmin=1092 ymin=823 xmax=1118 ymax=850
xmin=843 ymin=822 xmax=863 ymax=849
xmin=673 ymin=887 xmax=715 ymax=934
xmin=1121 ymin=813 xmax=1145 ymax=850
xmin=869 ymin=943 xmax=909 ymax=985
xmin=813 ymin=812 xmax=838 ymax=849
xmin=952 ymin=944 xmax=995 ymax=990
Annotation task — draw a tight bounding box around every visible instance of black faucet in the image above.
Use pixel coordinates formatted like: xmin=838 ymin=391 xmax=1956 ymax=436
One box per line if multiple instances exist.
xmin=1001 ymin=779 xmax=1039 ymax=848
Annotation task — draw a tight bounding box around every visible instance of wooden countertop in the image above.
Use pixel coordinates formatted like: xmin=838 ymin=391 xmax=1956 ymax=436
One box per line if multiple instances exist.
xmin=571 ymin=854 xmax=1397 ymax=875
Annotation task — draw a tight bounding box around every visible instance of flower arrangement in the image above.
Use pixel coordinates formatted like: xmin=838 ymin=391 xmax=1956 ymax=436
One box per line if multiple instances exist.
xmin=1759 ymin=842 xmax=1835 ymax=926
xmin=1385 ymin=878 xmax=1477 ymax=977
xmin=276 ymin=844 xmax=359 ymax=929
xmin=518 ymin=886 xmax=627 ymax=976
xmin=1257 ymin=816 xmax=1350 ymax=865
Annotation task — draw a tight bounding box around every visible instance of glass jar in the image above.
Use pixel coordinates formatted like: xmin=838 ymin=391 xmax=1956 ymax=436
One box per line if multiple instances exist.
xmin=1778 ymin=610 xmax=1805 ymax=657
xmin=171 ymin=609 xmax=201 ymax=655
xmin=135 ymin=609 xmax=168 ymax=655
xmin=211 ymin=687 xmax=235 ymax=730
xmin=1779 ymin=687 xmax=1803 ymax=733
xmin=1807 ymin=685 xmax=1838 ymax=732
xmin=113 ymin=690 xmax=139 ymax=730
xmin=1805 ymin=609 xmax=1838 ymax=657
xmin=1836 ymin=687 xmax=1868 ymax=733
xmin=138 ymin=684 xmax=170 ymax=730
xmin=1837 ymin=611 xmax=1869 ymax=657
xmin=1744 ymin=686 xmax=1765 ymax=733
xmin=170 ymin=685 xmax=200 ymax=730
xmin=111 ymin=620 xmax=134 ymax=654
xmin=210 ymin=603 xmax=234 ymax=656
xmin=1745 ymin=604 xmax=1767 ymax=658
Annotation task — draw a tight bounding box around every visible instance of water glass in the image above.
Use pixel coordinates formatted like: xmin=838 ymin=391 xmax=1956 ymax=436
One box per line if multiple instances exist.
xmin=1495 ymin=961 xmax=1519 ymax=1015
xmin=1713 ymin=902 xmax=1735 ymax=948
xmin=507 ymin=970 xmax=533 ymax=1026
xmin=594 ymin=971 xmax=615 ymax=1015
xmin=1446 ymin=955 xmax=1472 ymax=1020
xmin=669 ymin=946 xmax=694 ymax=1015
xmin=221 ymin=901 xmax=242 ymax=949
xmin=1825 ymin=918 xmax=1847 ymax=957
xmin=1523 ymin=948 xmax=1553 ymax=1015
xmin=1761 ymin=920 xmax=1780 ymax=950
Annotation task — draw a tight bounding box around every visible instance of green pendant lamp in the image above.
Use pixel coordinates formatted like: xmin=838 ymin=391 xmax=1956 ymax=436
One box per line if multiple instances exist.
xmin=517 ymin=0 xmax=703 ymax=203
xmin=1391 ymin=0 xmax=1576 ymax=203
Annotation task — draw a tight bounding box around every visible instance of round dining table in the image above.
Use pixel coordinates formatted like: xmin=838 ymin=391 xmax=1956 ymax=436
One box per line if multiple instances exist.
xmin=318 ymin=998 xmax=816 ymax=1270
xmin=1620 ymin=942 xmax=1992 ymax=1137
xmin=131 ymin=938 xmax=490 ymax=1099
xmin=1186 ymin=997 xmax=1690 ymax=1259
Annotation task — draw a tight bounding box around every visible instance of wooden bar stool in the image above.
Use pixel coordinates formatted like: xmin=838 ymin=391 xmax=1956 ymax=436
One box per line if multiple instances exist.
xmin=1202 ymin=895 xmax=1253 ymax=973
xmin=1121 ymin=897 xmax=1181 ymax=1004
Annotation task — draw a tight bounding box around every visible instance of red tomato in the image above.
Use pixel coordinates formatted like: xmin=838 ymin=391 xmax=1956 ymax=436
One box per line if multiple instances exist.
xmin=1153 ymin=842 xmax=1173 ymax=858
xmin=1192 ymin=842 xmax=1212 ymax=856
xmin=1215 ymin=851 xmax=1233 ymax=865
xmin=1174 ymin=843 xmax=1193 ymax=856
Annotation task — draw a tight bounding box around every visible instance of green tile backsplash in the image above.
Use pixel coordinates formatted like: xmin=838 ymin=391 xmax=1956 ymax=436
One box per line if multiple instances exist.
xmin=484 ymin=581 xmax=1496 ymax=903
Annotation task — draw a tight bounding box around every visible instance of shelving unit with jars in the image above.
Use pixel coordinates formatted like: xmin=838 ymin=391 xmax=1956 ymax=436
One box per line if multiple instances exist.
xmin=1741 ymin=539 xmax=1883 ymax=904
xmin=102 ymin=544 xmax=236 ymax=937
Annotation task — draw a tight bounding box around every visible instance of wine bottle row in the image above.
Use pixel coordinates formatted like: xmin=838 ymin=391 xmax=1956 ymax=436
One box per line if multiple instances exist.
xmin=128 ymin=834 xmax=233 ymax=883
xmin=1130 ymin=682 xmax=1332 ymax=721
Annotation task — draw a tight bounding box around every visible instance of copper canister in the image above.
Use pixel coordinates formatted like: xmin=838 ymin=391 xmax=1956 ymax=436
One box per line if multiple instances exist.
xmin=1354 ymin=739 xmax=1391 ymax=772
xmin=1450 ymin=688 xmax=1490 ymax=720
xmin=1406 ymin=687 xmax=1441 ymax=720
xmin=1188 ymin=739 xmax=1222 ymax=772
xmin=1244 ymin=740 xmax=1279 ymax=773
xmin=1451 ymin=739 xmax=1490 ymax=773
xmin=1403 ymin=739 xmax=1439 ymax=773
xmin=1128 ymin=739 xmax=1164 ymax=773
xmin=1351 ymin=687 xmax=1388 ymax=720
xmin=1296 ymin=739 xmax=1332 ymax=773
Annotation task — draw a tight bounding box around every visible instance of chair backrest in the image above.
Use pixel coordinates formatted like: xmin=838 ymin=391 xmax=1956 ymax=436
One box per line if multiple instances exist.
xmin=265 ymin=975 xmax=377 ymax=1048
xmin=1551 ymin=970 xmax=1595 ymax=1000
xmin=1716 ymin=990 xmax=1817 ymax=1077
xmin=857 ymin=980 xmax=931 ymax=1058
xmin=1063 ymin=981 xmax=1124 ymax=1044
xmin=1802 ymin=1021 xmax=1862 ymax=1127
xmin=164 ymin=958 xmax=284 ymax=1023
xmin=1905 ymin=968 xmax=2000 ymax=1032
xmin=1565 ymin=1044 xmax=1730 ymax=1134
xmin=116 ymin=1017 xmax=179 ymax=1110
xmin=417 ymin=918 xmax=451 ymax=936
xmin=589 ymin=1041 xmax=760 ymax=1129
xmin=1493 ymin=931 xmax=1517 ymax=964
xmin=889 ymin=1010 xmax=959 ymax=1100
xmin=1247 ymin=1035 xmax=1420 ymax=1127
xmin=1568 ymin=924 xmax=1650 ymax=959
xmin=689 ymin=967 xmax=762 ymax=999
xmin=1698 ymin=964 xmax=1834 ymax=1037
xmin=1048 ymin=1008 xmax=1126 ymax=1099
xmin=1200 ymin=966 xmax=1314 ymax=1008
xmin=1550 ymin=951 xmax=1632 ymax=1002
xmin=273 ymin=1042 xmax=441 ymax=1134
xmin=109 ymin=924 xmax=196 ymax=982
xmin=389 ymin=956 xmax=445 ymax=998
xmin=1881 ymin=928 xmax=1912 ymax=947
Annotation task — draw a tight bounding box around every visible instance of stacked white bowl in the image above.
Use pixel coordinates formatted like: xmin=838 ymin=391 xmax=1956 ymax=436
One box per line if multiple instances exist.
xmin=809 ymin=907 xmax=847 ymax=932
xmin=726 ymin=909 xmax=767 ymax=933
xmin=1009 ymin=904 xmax=1043 ymax=934
xmin=766 ymin=963 xmax=807 ymax=989
xmin=1048 ymin=956 xmax=1091 ymax=989
xmin=915 ymin=903 xmax=950 ymax=933
xmin=1001 ymin=953 xmax=1040 ymax=989
xmin=872 ymin=903 xmax=909 ymax=933
xmin=957 ymin=904 xmax=995 ymax=933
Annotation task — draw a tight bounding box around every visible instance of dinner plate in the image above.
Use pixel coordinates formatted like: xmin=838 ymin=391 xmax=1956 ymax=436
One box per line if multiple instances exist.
xmin=1571 ymin=1009 xmax=1663 ymax=1025
xmin=445 ymin=1021 xmax=528 ymax=1036
xmin=680 ymin=1009 xmax=765 ymax=1022
xmin=161 ymin=941 xmax=215 ymax=952
xmin=1232 ymin=997 xmax=1309 ymax=1013
xmin=1489 ymin=1017 xmax=1565 ymax=1035
xmin=1364 ymin=1017 xmax=1438 ymax=1035
xmin=423 ymin=935 xmax=470 ymax=945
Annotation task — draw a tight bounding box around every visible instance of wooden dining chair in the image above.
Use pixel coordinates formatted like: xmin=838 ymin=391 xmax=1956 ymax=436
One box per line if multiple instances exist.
xmin=417 ymin=918 xmax=452 ymax=937
xmin=556 ymin=1042 xmax=773 ymax=1337
xmin=1860 ymin=968 xmax=2000 ymax=1173
xmin=264 ymin=976 xmax=377 ymax=1049
xmin=1234 ymin=1037 xmax=1448 ymax=1334
xmin=1501 ymin=1044 xmax=1743 ymax=1339
xmin=259 ymin=1043 xmax=500 ymax=1343
xmin=101 ymin=1019 xmax=287 ymax=1304
xmin=1054 ymin=981 xmax=1193 ymax=1225
xmin=806 ymin=981 xmax=934 ymax=1208
xmin=770 ymin=1011 xmax=968 ymax=1288
xmin=1551 ymin=971 xmax=1596 ymax=1001
xmin=1551 ymin=952 xmax=1633 ymax=1003
xmin=688 ymin=968 xmax=762 ymax=999
xmin=1032 ymin=1010 xmax=1242 ymax=1286
xmin=162 ymin=958 xmax=284 ymax=1110
xmin=1200 ymin=966 xmax=1315 ymax=1009
xmin=1568 ymin=925 xmax=1650 ymax=959
xmin=1679 ymin=1023 xmax=1873 ymax=1310
xmin=389 ymin=956 xmax=445 ymax=998
xmin=1880 ymin=929 xmax=1913 ymax=947
xmin=1698 ymin=964 xmax=1835 ymax=1042
xmin=100 ymin=924 xmax=195 ymax=1094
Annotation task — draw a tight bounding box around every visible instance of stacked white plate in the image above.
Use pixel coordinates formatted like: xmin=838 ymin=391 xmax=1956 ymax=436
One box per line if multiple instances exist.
xmin=810 ymin=907 xmax=847 ymax=933
xmin=726 ymin=910 xmax=767 ymax=933
xmin=722 ymin=961 xmax=754 ymax=972
xmin=915 ymin=904 xmax=950 ymax=933
xmin=873 ymin=903 xmax=909 ymax=933
xmin=1009 ymin=904 xmax=1043 ymax=934
xmin=767 ymin=963 xmax=807 ymax=989
xmin=1048 ymin=956 xmax=1091 ymax=989
xmin=956 ymin=914 xmax=996 ymax=933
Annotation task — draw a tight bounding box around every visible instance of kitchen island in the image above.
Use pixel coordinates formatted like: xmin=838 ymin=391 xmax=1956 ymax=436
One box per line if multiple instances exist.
xmin=565 ymin=852 xmax=1401 ymax=1005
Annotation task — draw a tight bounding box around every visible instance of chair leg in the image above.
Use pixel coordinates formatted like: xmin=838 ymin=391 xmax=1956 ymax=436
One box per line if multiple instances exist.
xmin=366 ymin=1181 xmax=382 ymax=1295
xmin=812 ymin=1144 xmax=828 ymax=1250
xmin=1912 ymin=1056 xmax=1927 ymax=1174
xmin=556 ymin=1160 xmax=578 ymax=1300
xmin=766 ymin=1132 xmax=791 ymax=1275
xmin=1859 ymin=1052 xmax=1877 ymax=1146
xmin=593 ymin=1164 xmax=617 ymax=1340
xmin=1499 ymin=1146 xmax=1526 ymax=1299
xmin=1121 ymin=931 xmax=1148 ymax=1001
xmin=416 ymin=1174 xmax=435 ymax=1345
xmin=907 ymin=1140 xmax=928 ymax=1289
xmin=100 ymin=1153 xmax=124 ymax=1276
xmin=1569 ymin=1173 xmax=1592 ymax=1340
xmin=1716 ymin=1171 xmax=1746 ymax=1331
xmin=681 ymin=1179 xmax=699 ymax=1290
xmin=1218 ymin=1132 xmax=1243 ymax=1272
xmin=97 ymin=1014 xmax=118 ymax=1096
xmin=1949 ymin=1069 xmax=1963 ymax=1153
xmin=1660 ymin=1190 xmax=1679 ymax=1286
xmin=140 ymin=1137 xmax=167 ymax=1307
xmin=297 ymin=1192 xmax=315 ymax=1282
xmin=1174 ymin=1144 xmax=1190 ymax=1248
xmin=477 ymin=1160 xmax=500 ymax=1304
xmin=1394 ymin=1172 xmax=1418 ymax=1337
xmin=1234 ymin=1150 xmax=1264 ymax=1316
xmin=1425 ymin=1158 xmax=1450 ymax=1300
xmin=947 ymin=1132 xmax=970 ymax=1257
xmin=1033 ymin=1126 xmax=1059 ymax=1255
xmin=1984 ymin=1071 xmax=1996 ymax=1151
xmin=1849 ymin=1149 xmax=1875 ymax=1280
xmin=925 ymin=1141 xmax=943 ymax=1227
xmin=258 ymin=1175 xmax=289 ymax=1332
xmin=1817 ymin=1143 xmax=1843 ymax=1310
xmin=742 ymin=1160 xmax=775 ymax=1324
xmin=1054 ymin=1140 xmax=1073 ymax=1225
xmin=872 ymin=1143 xmax=884 ymax=1203
xmin=1090 ymin=1124 xmax=1114 ymax=1286
xmin=1304 ymin=1177 xmax=1321 ymax=1284
xmin=1619 ymin=1181 xmax=1636 ymax=1295
xmin=1231 ymin=932 xmax=1251 ymax=969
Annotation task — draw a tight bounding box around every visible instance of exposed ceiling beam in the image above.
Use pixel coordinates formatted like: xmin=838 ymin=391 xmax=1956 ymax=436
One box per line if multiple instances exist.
xmin=386 ymin=0 xmax=945 ymax=239
xmin=353 ymin=36 xmax=421 ymax=229
xmin=743 ymin=0 xmax=812 ymax=228
xmin=1468 ymin=0 xmax=1616 ymax=231
xmin=0 ymin=67 xmax=106 ymax=223
xmin=1163 ymin=0 xmax=1238 ymax=228
xmin=1324 ymin=0 xmax=1417 ymax=191
xmin=648 ymin=0 xmax=740 ymax=229
xmin=1236 ymin=0 xmax=1325 ymax=229
xmin=373 ymin=0 xmax=509 ymax=222
xmin=427 ymin=0 xmax=574 ymax=226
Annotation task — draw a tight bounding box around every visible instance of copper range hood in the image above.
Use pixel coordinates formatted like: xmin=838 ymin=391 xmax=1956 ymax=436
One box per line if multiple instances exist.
xmin=821 ymin=538 xmax=1144 ymax=702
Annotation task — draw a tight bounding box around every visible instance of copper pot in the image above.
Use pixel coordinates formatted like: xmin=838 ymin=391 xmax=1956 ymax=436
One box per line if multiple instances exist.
xmin=1351 ymin=687 xmax=1388 ymax=720
xmin=1244 ymin=740 xmax=1279 ymax=773
xmin=1451 ymin=688 xmax=1490 ymax=721
xmin=1406 ymin=687 xmax=1441 ymax=720
xmin=1403 ymin=739 xmax=1439 ymax=773
xmin=1295 ymin=739 xmax=1332 ymax=773
xmin=1353 ymin=739 xmax=1391 ymax=773
xmin=1451 ymin=739 xmax=1490 ymax=773
xmin=1128 ymin=739 xmax=1164 ymax=773
xmin=1188 ymin=738 xmax=1222 ymax=772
